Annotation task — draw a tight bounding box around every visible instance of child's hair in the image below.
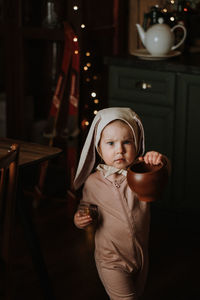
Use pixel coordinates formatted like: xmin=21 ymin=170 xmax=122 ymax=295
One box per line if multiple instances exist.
xmin=74 ymin=107 xmax=145 ymax=190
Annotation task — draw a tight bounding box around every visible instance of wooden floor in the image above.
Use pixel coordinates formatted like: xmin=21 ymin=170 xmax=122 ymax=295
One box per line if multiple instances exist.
xmin=1 ymin=165 xmax=200 ymax=300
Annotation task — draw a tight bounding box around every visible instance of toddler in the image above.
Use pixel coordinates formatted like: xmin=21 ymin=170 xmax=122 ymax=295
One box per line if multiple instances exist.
xmin=74 ymin=107 xmax=163 ymax=300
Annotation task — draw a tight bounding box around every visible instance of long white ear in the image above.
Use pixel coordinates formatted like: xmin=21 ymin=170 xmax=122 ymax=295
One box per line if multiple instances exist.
xmin=73 ymin=115 xmax=101 ymax=190
xmin=134 ymin=115 xmax=145 ymax=157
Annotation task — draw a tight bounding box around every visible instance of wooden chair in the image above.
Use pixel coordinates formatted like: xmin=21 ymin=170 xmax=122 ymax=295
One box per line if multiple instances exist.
xmin=0 ymin=144 xmax=19 ymax=299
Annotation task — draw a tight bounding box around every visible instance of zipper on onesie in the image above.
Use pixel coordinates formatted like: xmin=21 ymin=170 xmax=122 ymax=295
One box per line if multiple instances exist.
xmin=114 ymin=181 xmax=120 ymax=188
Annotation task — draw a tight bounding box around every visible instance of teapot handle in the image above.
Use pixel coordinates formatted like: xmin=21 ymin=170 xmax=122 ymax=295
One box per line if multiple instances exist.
xmin=171 ymin=24 xmax=187 ymax=51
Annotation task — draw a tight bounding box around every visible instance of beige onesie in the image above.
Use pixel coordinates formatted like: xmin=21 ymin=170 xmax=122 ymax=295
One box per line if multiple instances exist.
xmin=81 ymin=170 xmax=150 ymax=300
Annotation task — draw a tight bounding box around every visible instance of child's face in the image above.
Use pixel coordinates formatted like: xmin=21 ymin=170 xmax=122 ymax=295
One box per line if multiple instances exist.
xmin=99 ymin=120 xmax=136 ymax=169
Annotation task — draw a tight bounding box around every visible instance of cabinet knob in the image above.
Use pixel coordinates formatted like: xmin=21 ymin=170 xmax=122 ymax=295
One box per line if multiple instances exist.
xmin=136 ymin=81 xmax=152 ymax=90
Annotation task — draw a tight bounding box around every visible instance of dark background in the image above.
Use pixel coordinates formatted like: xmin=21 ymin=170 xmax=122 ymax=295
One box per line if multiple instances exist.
xmin=0 ymin=0 xmax=128 ymax=141
xmin=1 ymin=1 xmax=200 ymax=299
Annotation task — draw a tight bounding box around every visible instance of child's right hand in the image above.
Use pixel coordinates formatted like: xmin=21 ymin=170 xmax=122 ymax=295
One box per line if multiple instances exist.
xmin=74 ymin=211 xmax=93 ymax=229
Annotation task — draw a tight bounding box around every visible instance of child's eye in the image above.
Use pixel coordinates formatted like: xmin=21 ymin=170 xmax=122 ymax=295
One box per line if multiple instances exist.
xmin=107 ymin=141 xmax=114 ymax=146
xmin=123 ymin=140 xmax=131 ymax=144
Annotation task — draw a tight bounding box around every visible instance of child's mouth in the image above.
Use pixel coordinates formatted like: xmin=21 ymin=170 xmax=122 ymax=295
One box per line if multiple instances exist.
xmin=115 ymin=158 xmax=125 ymax=163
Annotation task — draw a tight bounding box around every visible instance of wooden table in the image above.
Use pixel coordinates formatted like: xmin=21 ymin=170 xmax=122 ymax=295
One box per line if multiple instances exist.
xmin=0 ymin=137 xmax=62 ymax=167
xmin=0 ymin=137 xmax=63 ymax=206
xmin=0 ymin=138 xmax=63 ymax=300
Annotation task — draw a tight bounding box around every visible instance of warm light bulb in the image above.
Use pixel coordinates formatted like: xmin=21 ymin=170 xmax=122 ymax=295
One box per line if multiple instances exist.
xmin=86 ymin=78 xmax=90 ymax=82
xmin=81 ymin=24 xmax=86 ymax=28
xmin=73 ymin=6 xmax=79 ymax=11
xmin=81 ymin=120 xmax=89 ymax=127
xmin=84 ymin=66 xmax=88 ymax=71
xmin=170 ymin=17 xmax=175 ymax=21
xmin=93 ymin=110 xmax=98 ymax=115
xmin=91 ymin=92 xmax=96 ymax=97
xmin=163 ymin=8 xmax=167 ymax=13
xmin=86 ymin=62 xmax=91 ymax=67
xmin=93 ymin=75 xmax=98 ymax=80
xmin=73 ymin=37 xmax=78 ymax=42
xmin=94 ymin=99 xmax=99 ymax=104
xmin=170 ymin=0 xmax=175 ymax=4
xmin=85 ymin=52 xmax=91 ymax=56
xmin=74 ymin=50 xmax=79 ymax=54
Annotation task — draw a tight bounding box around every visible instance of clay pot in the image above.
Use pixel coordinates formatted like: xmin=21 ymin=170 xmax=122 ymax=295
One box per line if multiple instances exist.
xmin=127 ymin=157 xmax=169 ymax=202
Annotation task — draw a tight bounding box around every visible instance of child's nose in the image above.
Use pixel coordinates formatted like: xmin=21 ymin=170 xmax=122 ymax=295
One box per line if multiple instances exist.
xmin=116 ymin=143 xmax=124 ymax=153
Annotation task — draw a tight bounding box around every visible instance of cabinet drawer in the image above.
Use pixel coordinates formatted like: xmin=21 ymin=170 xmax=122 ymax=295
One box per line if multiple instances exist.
xmin=108 ymin=66 xmax=175 ymax=106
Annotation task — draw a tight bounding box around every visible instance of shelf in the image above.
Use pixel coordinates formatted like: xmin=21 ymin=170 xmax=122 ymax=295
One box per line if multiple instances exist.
xmin=0 ymin=24 xmax=6 ymax=37
xmin=87 ymin=25 xmax=115 ymax=31
xmin=22 ymin=27 xmax=65 ymax=41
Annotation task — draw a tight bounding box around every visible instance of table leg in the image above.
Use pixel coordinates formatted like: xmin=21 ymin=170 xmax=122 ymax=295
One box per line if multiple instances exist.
xmin=33 ymin=161 xmax=49 ymax=208
xmin=17 ymin=180 xmax=56 ymax=300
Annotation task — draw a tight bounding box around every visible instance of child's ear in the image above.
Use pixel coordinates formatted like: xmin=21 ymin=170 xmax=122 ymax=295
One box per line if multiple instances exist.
xmin=93 ymin=149 xmax=103 ymax=170
xmin=96 ymin=146 xmax=102 ymax=158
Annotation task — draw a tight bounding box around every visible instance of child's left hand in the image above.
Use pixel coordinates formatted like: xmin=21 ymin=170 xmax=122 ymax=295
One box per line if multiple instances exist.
xmin=139 ymin=151 xmax=162 ymax=165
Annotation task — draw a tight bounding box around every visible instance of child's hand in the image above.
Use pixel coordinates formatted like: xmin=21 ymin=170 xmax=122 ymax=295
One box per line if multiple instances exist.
xmin=74 ymin=211 xmax=93 ymax=229
xmin=139 ymin=151 xmax=162 ymax=165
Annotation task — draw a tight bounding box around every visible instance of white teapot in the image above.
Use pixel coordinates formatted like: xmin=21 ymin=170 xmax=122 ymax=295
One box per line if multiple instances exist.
xmin=136 ymin=22 xmax=187 ymax=56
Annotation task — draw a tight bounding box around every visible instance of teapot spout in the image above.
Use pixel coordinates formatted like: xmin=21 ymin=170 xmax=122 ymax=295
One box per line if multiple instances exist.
xmin=136 ymin=24 xmax=146 ymax=46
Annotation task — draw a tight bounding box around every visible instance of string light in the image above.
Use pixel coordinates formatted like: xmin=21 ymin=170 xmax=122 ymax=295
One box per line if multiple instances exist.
xmin=81 ymin=119 xmax=90 ymax=127
xmin=170 ymin=17 xmax=175 ymax=21
xmin=91 ymin=92 xmax=96 ymax=97
xmin=70 ymin=4 xmax=101 ymax=131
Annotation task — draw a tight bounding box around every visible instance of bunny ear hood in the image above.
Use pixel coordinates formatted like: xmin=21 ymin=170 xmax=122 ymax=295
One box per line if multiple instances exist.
xmin=73 ymin=107 xmax=145 ymax=190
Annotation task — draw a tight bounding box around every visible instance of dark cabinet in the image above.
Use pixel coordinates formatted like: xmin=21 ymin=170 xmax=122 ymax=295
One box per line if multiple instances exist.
xmin=174 ymin=73 xmax=200 ymax=214
xmin=108 ymin=65 xmax=175 ymax=209
xmin=108 ymin=66 xmax=175 ymax=155
xmin=106 ymin=59 xmax=200 ymax=221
